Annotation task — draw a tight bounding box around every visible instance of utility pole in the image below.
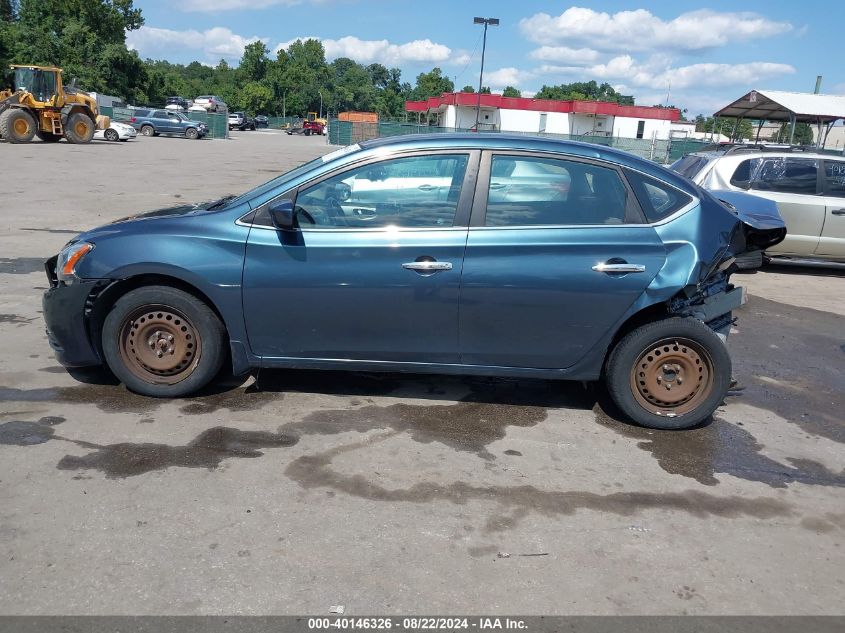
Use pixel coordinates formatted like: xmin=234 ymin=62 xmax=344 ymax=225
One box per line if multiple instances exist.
xmin=473 ymin=16 xmax=499 ymax=131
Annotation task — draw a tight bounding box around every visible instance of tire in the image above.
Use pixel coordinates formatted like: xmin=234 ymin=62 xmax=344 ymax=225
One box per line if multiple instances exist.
xmin=104 ymin=128 xmax=120 ymax=142
xmin=185 ymin=127 xmax=199 ymax=140
xmin=304 ymin=129 xmax=311 ymax=136
xmin=605 ymin=317 xmax=731 ymax=430
xmin=141 ymin=125 xmax=155 ymax=137
xmin=0 ymin=109 xmax=37 ymax=143
xmin=36 ymin=130 xmax=62 ymax=142
xmin=101 ymin=286 xmax=226 ymax=397
xmin=64 ymin=112 xmax=95 ymax=144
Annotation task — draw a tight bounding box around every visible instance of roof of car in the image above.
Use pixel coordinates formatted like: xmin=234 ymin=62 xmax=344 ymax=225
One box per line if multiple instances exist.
xmin=356 ymin=133 xmax=688 ymax=189
xmin=686 ymin=143 xmax=844 ymax=161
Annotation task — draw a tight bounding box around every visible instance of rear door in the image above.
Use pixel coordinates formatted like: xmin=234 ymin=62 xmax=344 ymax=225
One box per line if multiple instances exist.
xmin=151 ymin=110 xmax=173 ymax=133
xmin=746 ymin=156 xmax=825 ymax=256
xmin=459 ymin=152 xmax=668 ymax=369
xmin=818 ymin=159 xmax=845 ymax=257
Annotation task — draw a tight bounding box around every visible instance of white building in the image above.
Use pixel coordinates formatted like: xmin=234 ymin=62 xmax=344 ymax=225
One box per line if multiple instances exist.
xmin=405 ymin=93 xmax=681 ymax=140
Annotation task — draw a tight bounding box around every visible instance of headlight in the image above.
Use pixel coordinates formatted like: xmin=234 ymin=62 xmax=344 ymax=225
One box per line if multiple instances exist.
xmin=56 ymin=241 xmax=94 ymax=283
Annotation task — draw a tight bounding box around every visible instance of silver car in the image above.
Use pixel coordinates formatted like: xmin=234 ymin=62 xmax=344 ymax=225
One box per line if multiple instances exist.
xmin=193 ymin=95 xmax=226 ymax=112
xmin=671 ymin=146 xmax=845 ymax=264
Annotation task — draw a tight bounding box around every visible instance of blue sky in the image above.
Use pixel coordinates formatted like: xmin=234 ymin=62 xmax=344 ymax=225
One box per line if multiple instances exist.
xmin=127 ymin=0 xmax=843 ymax=116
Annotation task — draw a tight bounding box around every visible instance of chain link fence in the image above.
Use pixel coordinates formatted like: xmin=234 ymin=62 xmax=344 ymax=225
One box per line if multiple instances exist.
xmin=327 ymin=119 xmax=673 ymax=163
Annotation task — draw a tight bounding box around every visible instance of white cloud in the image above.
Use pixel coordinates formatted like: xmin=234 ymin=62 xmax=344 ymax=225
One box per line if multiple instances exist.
xmin=529 ymin=46 xmax=600 ymax=65
xmin=519 ymin=8 xmax=792 ymax=52
xmin=582 ymin=56 xmax=795 ymax=90
xmin=127 ymin=26 xmax=266 ymax=62
xmin=483 ymin=67 xmax=536 ymax=90
xmin=275 ymin=35 xmax=452 ymax=64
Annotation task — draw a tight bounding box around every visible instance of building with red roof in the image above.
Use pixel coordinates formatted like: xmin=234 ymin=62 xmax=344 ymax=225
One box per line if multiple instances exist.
xmin=405 ymin=92 xmax=681 ymax=140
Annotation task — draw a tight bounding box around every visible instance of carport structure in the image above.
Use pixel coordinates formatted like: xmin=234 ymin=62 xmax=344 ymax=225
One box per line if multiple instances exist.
xmin=713 ymin=89 xmax=845 ymax=146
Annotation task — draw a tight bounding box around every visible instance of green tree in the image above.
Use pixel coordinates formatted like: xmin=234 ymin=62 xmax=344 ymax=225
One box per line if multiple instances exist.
xmin=777 ymin=121 xmax=814 ymax=145
xmin=239 ymin=41 xmax=269 ymax=83
xmin=240 ymin=80 xmax=273 ymax=115
xmin=535 ymin=80 xmax=633 ymax=104
xmin=502 ymin=86 xmax=521 ymax=98
xmin=461 ymin=85 xmax=475 ymax=93
xmin=411 ymin=67 xmax=453 ymax=100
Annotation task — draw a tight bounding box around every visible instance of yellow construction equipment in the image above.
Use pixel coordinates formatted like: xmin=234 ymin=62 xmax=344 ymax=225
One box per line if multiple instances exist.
xmin=306 ymin=111 xmax=328 ymax=127
xmin=0 ymin=65 xmax=104 ymax=144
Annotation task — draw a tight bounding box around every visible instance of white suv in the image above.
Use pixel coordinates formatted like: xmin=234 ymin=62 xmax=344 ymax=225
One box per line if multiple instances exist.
xmin=672 ymin=145 xmax=845 ymax=264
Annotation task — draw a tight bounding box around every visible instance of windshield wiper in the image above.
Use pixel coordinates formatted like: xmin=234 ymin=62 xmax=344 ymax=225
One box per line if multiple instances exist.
xmin=204 ymin=195 xmax=235 ymax=211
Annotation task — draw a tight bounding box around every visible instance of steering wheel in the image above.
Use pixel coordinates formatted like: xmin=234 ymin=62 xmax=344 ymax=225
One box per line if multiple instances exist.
xmin=326 ymin=197 xmax=349 ymax=226
xmin=297 ymin=207 xmax=317 ymax=226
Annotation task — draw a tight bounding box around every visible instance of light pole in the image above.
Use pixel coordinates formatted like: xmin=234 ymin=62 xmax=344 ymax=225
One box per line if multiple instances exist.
xmin=473 ymin=16 xmax=499 ymax=131
xmin=318 ymin=90 xmax=323 ymax=119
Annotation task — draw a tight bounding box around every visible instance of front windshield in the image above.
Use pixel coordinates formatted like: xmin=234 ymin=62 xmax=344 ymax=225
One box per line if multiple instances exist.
xmin=14 ymin=68 xmax=57 ymax=101
xmin=225 ymin=157 xmax=327 ymax=208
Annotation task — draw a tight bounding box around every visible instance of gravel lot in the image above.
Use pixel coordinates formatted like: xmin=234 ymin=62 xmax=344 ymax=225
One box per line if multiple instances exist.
xmin=0 ymin=130 xmax=843 ymax=615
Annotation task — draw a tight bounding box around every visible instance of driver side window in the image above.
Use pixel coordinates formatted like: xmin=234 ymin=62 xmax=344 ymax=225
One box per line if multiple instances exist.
xmin=295 ymin=154 xmax=469 ymax=229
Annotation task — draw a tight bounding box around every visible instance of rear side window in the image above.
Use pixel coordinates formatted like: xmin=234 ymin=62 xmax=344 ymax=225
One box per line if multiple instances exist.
xmin=752 ymin=158 xmax=819 ymax=195
xmin=823 ymin=161 xmax=845 ymax=197
xmin=485 ymin=155 xmax=632 ymax=226
xmin=625 ymin=170 xmax=692 ymax=223
xmin=152 ymin=110 xmax=168 ymax=118
xmin=729 ymin=159 xmax=752 ymax=188
xmin=133 ymin=109 xmax=149 ymax=117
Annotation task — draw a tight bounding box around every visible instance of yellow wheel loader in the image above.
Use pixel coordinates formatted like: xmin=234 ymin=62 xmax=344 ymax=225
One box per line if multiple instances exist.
xmin=0 ymin=65 xmax=105 ymax=144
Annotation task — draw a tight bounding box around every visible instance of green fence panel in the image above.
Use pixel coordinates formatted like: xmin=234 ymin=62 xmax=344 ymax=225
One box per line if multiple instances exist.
xmin=182 ymin=111 xmax=229 ymax=139
xmin=99 ymin=105 xmax=113 ymax=119
xmin=268 ymin=116 xmax=298 ymax=129
xmin=667 ymin=138 xmax=712 ymax=162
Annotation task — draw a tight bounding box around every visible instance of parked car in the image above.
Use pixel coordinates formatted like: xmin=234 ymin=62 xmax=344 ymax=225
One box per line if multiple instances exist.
xmin=42 ymin=134 xmax=785 ymax=429
xmin=671 ymin=145 xmax=845 ymax=265
xmin=286 ymin=120 xmax=324 ymax=136
xmin=254 ymin=115 xmax=269 ymax=128
xmin=193 ymin=95 xmax=226 ymax=112
xmin=165 ymin=96 xmax=190 ymax=111
xmin=228 ymin=112 xmax=255 ymax=131
xmin=128 ymin=109 xmax=208 ymax=140
xmin=94 ymin=120 xmax=137 ymax=142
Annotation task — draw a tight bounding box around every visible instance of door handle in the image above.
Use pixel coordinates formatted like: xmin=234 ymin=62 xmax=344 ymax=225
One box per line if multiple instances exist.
xmin=417 ymin=184 xmax=437 ymax=191
xmin=832 ymin=209 xmax=845 ymax=216
xmin=489 ymin=183 xmax=507 ymax=190
xmin=592 ymin=262 xmax=646 ymax=273
xmin=402 ymin=261 xmax=453 ymax=272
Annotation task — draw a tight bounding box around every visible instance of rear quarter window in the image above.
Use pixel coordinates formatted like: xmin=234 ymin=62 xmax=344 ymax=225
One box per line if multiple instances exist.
xmin=625 ymin=169 xmax=693 ymax=223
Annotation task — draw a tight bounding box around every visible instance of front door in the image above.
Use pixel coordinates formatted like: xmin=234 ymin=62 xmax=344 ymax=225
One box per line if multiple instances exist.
xmin=459 ymin=152 xmax=667 ymax=369
xmin=818 ymin=160 xmax=845 ymax=257
xmin=242 ymin=151 xmax=476 ymax=363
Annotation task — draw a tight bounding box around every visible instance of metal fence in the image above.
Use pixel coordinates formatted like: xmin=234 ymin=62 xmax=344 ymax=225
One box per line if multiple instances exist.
xmin=99 ymin=106 xmax=229 ymax=139
xmin=327 ymin=119 xmax=673 ymax=163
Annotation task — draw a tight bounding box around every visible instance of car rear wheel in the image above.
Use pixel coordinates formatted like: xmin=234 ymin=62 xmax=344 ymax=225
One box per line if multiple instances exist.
xmin=141 ymin=125 xmax=155 ymax=137
xmin=605 ymin=317 xmax=731 ymax=429
xmin=101 ymin=286 xmax=226 ymax=397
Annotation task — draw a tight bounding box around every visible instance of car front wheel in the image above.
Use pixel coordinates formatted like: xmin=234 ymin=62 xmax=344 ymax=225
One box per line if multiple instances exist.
xmin=185 ymin=128 xmax=199 ymax=140
xmin=605 ymin=317 xmax=731 ymax=429
xmin=101 ymin=286 xmax=226 ymax=397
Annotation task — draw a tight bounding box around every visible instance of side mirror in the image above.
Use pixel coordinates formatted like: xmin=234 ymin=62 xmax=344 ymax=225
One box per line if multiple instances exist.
xmin=268 ymin=199 xmax=296 ymax=230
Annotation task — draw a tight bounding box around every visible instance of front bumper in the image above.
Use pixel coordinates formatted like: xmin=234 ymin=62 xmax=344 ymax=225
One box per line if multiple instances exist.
xmin=42 ymin=260 xmax=103 ymax=367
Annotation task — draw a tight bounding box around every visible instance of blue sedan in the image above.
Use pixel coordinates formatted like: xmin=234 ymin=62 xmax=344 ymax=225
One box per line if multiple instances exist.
xmin=42 ymin=134 xmax=785 ymax=429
